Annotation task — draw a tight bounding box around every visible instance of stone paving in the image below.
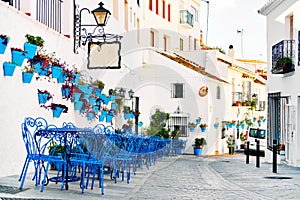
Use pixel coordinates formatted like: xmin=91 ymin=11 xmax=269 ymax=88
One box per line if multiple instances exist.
xmin=1 ymin=153 xmax=300 ymax=199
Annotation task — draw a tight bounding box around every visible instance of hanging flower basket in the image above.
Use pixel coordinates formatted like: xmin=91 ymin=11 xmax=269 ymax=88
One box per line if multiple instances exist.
xmin=37 ymin=89 xmax=52 ymax=104
xmin=11 ymin=48 xmax=26 ymax=66
xmin=24 ymin=43 xmax=38 ymax=59
xmin=71 ymin=73 xmax=80 ymax=84
xmin=61 ymin=86 xmax=70 ymax=99
xmin=0 ymin=35 xmax=10 ymax=54
xmin=52 ymin=66 xmax=63 ymax=78
xmin=57 ymin=72 xmax=66 ymax=83
xmin=106 ymin=114 xmax=114 ymax=123
xmin=89 ymin=97 xmax=96 ymax=105
xmin=51 ymin=103 xmax=68 ymax=118
xmin=3 ymin=62 xmax=16 ymax=76
xmin=189 ymin=127 xmax=195 ymax=132
xmin=22 ymin=72 xmax=34 ymax=84
xmin=74 ymin=101 xmax=83 ymax=110
xmin=72 ymin=92 xmax=81 ymax=102
xmin=87 ymin=112 xmax=95 ymax=121
xmin=99 ymin=115 xmax=105 ymax=122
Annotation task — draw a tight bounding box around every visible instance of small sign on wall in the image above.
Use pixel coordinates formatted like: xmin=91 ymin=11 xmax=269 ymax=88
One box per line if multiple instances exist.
xmin=199 ymin=86 xmax=208 ymax=97
xmin=88 ymin=41 xmax=121 ymax=69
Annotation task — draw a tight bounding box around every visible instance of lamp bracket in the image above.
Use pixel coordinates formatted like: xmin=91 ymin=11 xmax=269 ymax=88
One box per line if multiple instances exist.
xmin=74 ymin=4 xmax=122 ymax=54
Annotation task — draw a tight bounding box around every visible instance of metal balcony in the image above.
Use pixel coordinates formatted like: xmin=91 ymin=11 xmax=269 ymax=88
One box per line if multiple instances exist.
xmin=271 ymin=40 xmax=295 ymax=74
xmin=179 ymin=10 xmax=193 ymax=28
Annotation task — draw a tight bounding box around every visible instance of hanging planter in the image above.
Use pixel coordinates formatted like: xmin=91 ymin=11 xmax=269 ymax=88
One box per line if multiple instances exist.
xmin=52 ymin=66 xmax=63 ymax=78
xmin=213 ymin=123 xmax=219 ymax=129
xmin=0 ymin=35 xmax=10 ymax=54
xmin=74 ymin=101 xmax=83 ymax=110
xmin=3 ymin=62 xmax=16 ymax=76
xmin=93 ymin=105 xmax=99 ymax=113
xmin=24 ymin=34 xmax=44 ymax=59
xmin=95 ymin=89 xmax=102 ymax=97
xmin=51 ymin=103 xmax=68 ymax=118
xmin=111 ymin=103 xmax=117 ymax=110
xmin=106 ymin=114 xmax=114 ymax=123
xmin=22 ymin=72 xmax=34 ymax=83
xmin=71 ymin=72 xmax=80 ymax=84
xmin=99 ymin=114 xmax=105 ymax=122
xmin=11 ymin=48 xmax=26 ymax=66
xmin=89 ymin=97 xmax=96 ymax=105
xmin=189 ymin=127 xmax=195 ymax=132
xmin=196 ymin=118 xmax=201 ymax=125
xmin=87 ymin=112 xmax=95 ymax=121
xmin=24 ymin=43 xmax=38 ymax=59
xmin=34 ymin=62 xmax=50 ymax=76
xmin=72 ymin=92 xmax=81 ymax=102
xmin=61 ymin=86 xmax=70 ymax=99
xmin=57 ymin=72 xmax=66 ymax=83
xmin=37 ymin=89 xmax=52 ymax=104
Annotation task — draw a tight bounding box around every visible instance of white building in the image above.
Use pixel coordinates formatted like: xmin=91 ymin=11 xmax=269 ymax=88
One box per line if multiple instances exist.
xmin=259 ymin=0 xmax=300 ymax=166
xmin=0 ymin=0 xmax=266 ymax=177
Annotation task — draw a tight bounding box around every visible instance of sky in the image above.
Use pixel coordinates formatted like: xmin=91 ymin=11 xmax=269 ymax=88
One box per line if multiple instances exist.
xmin=201 ymin=0 xmax=267 ymax=61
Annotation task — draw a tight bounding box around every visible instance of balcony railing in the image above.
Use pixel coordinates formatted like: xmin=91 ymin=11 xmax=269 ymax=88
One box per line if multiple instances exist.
xmin=1 ymin=0 xmax=20 ymax=10
xmin=180 ymin=10 xmax=193 ymax=28
xmin=271 ymin=40 xmax=295 ymax=74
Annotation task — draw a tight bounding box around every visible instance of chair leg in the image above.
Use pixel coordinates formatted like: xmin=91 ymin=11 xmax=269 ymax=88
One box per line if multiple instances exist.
xmin=19 ymin=160 xmax=30 ymax=190
xmin=18 ymin=157 xmax=28 ymax=181
xmin=81 ymin=163 xmax=85 ymax=194
xmin=40 ymin=161 xmax=50 ymax=192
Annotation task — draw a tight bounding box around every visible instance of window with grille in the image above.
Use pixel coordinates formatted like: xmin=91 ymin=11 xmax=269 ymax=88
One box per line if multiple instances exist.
xmin=37 ymin=0 xmax=62 ymax=33
xmin=172 ymin=83 xmax=184 ymax=98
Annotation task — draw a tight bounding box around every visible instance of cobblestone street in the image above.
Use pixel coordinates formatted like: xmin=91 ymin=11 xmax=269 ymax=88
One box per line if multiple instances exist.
xmin=1 ymin=153 xmax=300 ymax=200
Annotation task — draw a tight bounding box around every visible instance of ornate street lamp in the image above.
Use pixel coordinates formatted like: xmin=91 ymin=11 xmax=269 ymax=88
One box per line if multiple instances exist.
xmin=92 ymin=2 xmax=111 ymax=26
xmin=74 ymin=1 xmax=120 ymax=53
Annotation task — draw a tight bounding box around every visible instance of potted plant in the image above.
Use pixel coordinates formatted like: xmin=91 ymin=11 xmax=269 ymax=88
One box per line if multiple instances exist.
xmin=188 ymin=122 xmax=197 ymax=132
xmin=193 ymin=137 xmax=207 ymax=156
xmin=108 ymin=88 xmax=117 ymax=102
xmin=240 ymin=132 xmax=246 ymax=149
xmin=22 ymin=65 xmax=35 ymax=83
xmin=11 ymin=47 xmax=27 ymax=66
xmin=200 ymin=123 xmax=208 ymax=132
xmin=37 ymin=89 xmax=53 ymax=104
xmin=0 ymin=34 xmax=10 ymax=54
xmin=2 ymin=61 xmax=17 ymax=76
xmin=226 ymin=135 xmax=235 ymax=155
xmin=24 ymin=34 xmax=44 ymax=59
xmin=50 ymin=103 xmax=68 ymax=118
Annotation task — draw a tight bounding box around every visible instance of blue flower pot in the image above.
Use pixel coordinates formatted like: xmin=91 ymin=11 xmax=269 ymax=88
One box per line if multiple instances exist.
xmin=52 ymin=66 xmax=63 ymax=78
xmin=129 ymin=112 xmax=135 ymax=118
xmin=124 ymin=113 xmax=131 ymax=120
xmin=214 ymin=123 xmax=219 ymax=129
xmin=74 ymin=101 xmax=83 ymax=110
xmin=52 ymin=106 xmax=64 ymax=118
xmin=95 ymin=89 xmax=102 ymax=97
xmin=61 ymin=87 xmax=70 ymax=98
xmin=101 ymin=110 xmax=107 ymax=116
xmin=34 ymin=62 xmax=49 ymax=76
xmin=57 ymin=73 xmax=66 ymax=83
xmin=11 ymin=50 xmax=26 ymax=66
xmin=22 ymin=72 xmax=34 ymax=84
xmin=110 ymin=95 xmax=116 ymax=102
xmin=38 ymin=93 xmax=49 ymax=104
xmin=196 ymin=119 xmax=201 ymax=125
xmin=24 ymin=43 xmax=38 ymax=59
xmin=102 ymin=96 xmax=110 ymax=104
xmin=89 ymin=97 xmax=96 ymax=105
xmin=87 ymin=113 xmax=94 ymax=121
xmin=189 ymin=127 xmax=195 ymax=132
xmin=106 ymin=114 xmax=113 ymax=123
xmin=3 ymin=62 xmax=16 ymax=76
xmin=99 ymin=115 xmax=105 ymax=122
xmin=72 ymin=92 xmax=81 ymax=102
xmin=72 ymin=73 xmax=80 ymax=84
xmin=200 ymin=127 xmax=206 ymax=132
xmin=86 ymin=86 xmax=93 ymax=95
xmin=93 ymin=105 xmax=99 ymax=112
xmin=194 ymin=148 xmax=203 ymax=156
xmin=111 ymin=103 xmax=117 ymax=110
xmin=0 ymin=38 xmax=9 ymax=54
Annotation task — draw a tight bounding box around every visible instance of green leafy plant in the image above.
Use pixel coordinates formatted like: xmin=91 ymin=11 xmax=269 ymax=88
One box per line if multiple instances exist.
xmin=94 ymin=80 xmax=105 ymax=90
xmin=25 ymin=34 xmax=44 ymax=47
xmin=194 ymin=137 xmax=207 ymax=148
